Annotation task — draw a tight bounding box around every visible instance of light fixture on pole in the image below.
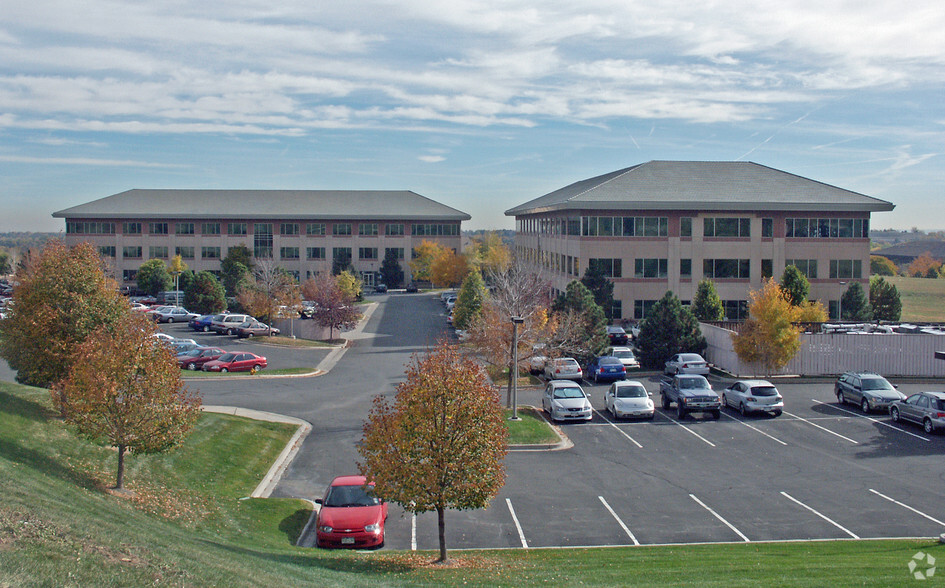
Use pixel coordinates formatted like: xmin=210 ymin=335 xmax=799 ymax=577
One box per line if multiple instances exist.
xmin=510 ymin=316 xmax=524 ymax=421
xmin=838 ymin=280 xmax=847 ymax=321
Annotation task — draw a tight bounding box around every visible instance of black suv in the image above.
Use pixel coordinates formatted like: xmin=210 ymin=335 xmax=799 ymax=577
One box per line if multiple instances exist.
xmin=835 ymin=372 xmax=905 ymax=413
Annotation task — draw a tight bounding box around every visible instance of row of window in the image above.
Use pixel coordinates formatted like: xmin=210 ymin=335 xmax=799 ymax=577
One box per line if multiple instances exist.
xmin=785 ymin=218 xmax=869 ymax=239
xmin=68 ymin=221 xmax=458 ymax=237
xmin=112 ymin=246 xmax=410 ymax=263
xmin=632 ymin=299 xmax=748 ymax=320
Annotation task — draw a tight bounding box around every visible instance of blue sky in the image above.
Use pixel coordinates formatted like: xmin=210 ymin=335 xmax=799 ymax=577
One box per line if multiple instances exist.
xmin=2 ymin=0 xmax=943 ymax=232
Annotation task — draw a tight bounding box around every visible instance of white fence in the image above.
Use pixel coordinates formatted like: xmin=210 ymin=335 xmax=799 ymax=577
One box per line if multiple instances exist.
xmin=702 ymin=323 xmax=945 ymax=378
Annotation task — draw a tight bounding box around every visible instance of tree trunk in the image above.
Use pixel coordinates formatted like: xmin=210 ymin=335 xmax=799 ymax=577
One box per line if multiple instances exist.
xmin=115 ymin=444 xmax=126 ymax=490
xmin=436 ymin=505 xmax=448 ymax=563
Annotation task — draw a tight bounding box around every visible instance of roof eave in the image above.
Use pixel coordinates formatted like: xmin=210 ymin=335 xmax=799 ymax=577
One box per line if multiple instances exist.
xmin=506 ymin=201 xmax=895 ymax=216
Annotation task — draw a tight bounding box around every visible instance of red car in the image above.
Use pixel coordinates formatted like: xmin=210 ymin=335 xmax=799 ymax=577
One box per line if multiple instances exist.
xmin=201 ymin=352 xmax=267 ymax=373
xmin=177 ymin=347 xmax=227 ymax=371
xmin=315 ymin=475 xmax=387 ymax=549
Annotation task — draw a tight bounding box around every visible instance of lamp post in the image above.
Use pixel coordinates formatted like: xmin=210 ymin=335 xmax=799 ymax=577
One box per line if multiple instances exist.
xmin=172 ymin=270 xmax=181 ymax=306
xmin=838 ymin=280 xmax=847 ymax=321
xmin=510 ymin=316 xmax=524 ymax=421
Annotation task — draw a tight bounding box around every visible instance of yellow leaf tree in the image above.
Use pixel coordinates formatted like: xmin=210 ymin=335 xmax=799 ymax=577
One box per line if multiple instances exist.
xmin=409 ymin=240 xmax=447 ymax=283
xmin=429 ymin=248 xmax=470 ymax=288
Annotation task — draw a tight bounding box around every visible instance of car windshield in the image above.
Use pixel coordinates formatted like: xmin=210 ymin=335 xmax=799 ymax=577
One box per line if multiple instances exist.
xmin=217 ymin=353 xmax=236 ymax=362
xmin=553 ymin=387 xmax=585 ymax=399
xmin=615 ymin=386 xmax=647 ymax=399
xmin=861 ymin=378 xmax=893 ymax=391
xmin=324 ymin=484 xmax=380 ymax=507
xmin=750 ymin=386 xmax=779 ymax=396
xmin=180 ymin=349 xmax=202 ymax=357
xmin=680 ymin=354 xmax=703 ymax=362
xmin=679 ymin=377 xmax=709 ymax=390
xmin=932 ymin=398 xmax=945 ymax=411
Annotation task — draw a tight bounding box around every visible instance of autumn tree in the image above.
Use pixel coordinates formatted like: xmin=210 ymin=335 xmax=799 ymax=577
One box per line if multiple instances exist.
xmin=410 ymin=240 xmax=447 ymax=283
xmin=581 ymin=262 xmax=615 ymax=320
xmin=430 ymin=248 xmax=469 ymax=288
xmin=379 ymin=248 xmax=404 ymax=288
xmin=136 ymin=258 xmax=173 ymax=296
xmin=336 ymin=269 xmax=363 ymax=301
xmin=636 ymin=291 xmax=707 ymax=369
xmin=0 ymin=240 xmax=129 ymax=391
xmin=453 ymin=269 xmax=487 ymax=330
xmin=732 ymin=279 xmax=807 ymax=374
xmin=907 ymin=252 xmax=941 ymax=278
xmin=780 ymin=265 xmax=810 ymax=306
xmin=53 ymin=313 xmax=202 ymax=490
xmin=870 ymin=255 xmax=898 ymax=276
xmin=167 ymin=254 xmax=189 ymax=296
xmin=184 ymin=271 xmax=226 ymax=314
xmin=0 ymin=249 xmax=11 ymax=275
xmin=840 ymin=282 xmax=872 ymax=321
xmin=691 ymin=279 xmax=725 ymax=321
xmin=551 ymin=280 xmax=609 ymax=361
xmin=303 ymin=273 xmax=362 ymax=340
xmin=358 ymin=344 xmax=508 ymax=564
xmin=237 ymin=256 xmax=300 ymax=330
xmin=870 ymin=276 xmax=902 ymax=321
xmin=472 ymin=231 xmax=511 ymax=278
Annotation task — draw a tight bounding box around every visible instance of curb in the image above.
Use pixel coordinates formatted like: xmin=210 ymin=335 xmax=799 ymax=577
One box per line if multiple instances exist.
xmin=201 ymin=405 xmax=312 ymax=499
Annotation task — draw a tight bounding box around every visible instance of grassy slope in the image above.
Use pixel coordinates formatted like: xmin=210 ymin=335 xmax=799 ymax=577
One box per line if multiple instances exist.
xmin=885 ymin=276 xmax=945 ymax=322
xmin=1 ymin=381 xmax=942 ymax=587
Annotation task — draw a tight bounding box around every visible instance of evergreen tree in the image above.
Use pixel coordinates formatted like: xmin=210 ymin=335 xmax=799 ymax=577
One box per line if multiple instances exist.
xmin=691 ymin=279 xmax=725 ymax=321
xmin=332 ymin=249 xmax=353 ymax=275
xmin=840 ymin=282 xmax=872 ymax=321
xmin=636 ymin=291 xmax=707 ymax=369
xmin=552 ymin=280 xmax=609 ymax=360
xmin=184 ymin=271 xmax=227 ymax=314
xmin=221 ymin=245 xmax=253 ymax=296
xmin=869 ymin=276 xmax=902 ymax=321
xmin=379 ymin=248 xmax=404 ymax=288
xmin=453 ymin=270 xmax=487 ymax=330
xmin=136 ymin=258 xmax=173 ymax=296
xmin=580 ymin=262 xmax=615 ymax=320
xmin=779 ymin=265 xmax=810 ymax=306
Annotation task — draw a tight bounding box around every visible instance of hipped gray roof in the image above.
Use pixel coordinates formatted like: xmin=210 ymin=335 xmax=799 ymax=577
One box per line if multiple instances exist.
xmin=505 ymin=161 xmax=894 ymax=216
xmin=53 ymin=189 xmax=471 ymax=221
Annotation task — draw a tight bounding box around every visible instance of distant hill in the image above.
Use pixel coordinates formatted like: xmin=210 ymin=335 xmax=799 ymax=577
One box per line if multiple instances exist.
xmin=0 ymin=231 xmax=58 ymax=250
xmin=873 ymin=240 xmax=945 ymax=265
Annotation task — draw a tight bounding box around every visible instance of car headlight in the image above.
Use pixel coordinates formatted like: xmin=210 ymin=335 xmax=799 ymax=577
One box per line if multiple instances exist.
xmin=317 ymin=525 xmax=333 ymax=533
xmin=645 ymin=400 xmax=654 ymax=408
xmin=364 ymin=523 xmax=381 ymax=533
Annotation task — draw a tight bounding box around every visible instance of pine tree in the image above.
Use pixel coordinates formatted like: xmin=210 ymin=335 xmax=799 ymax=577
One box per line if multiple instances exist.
xmin=869 ymin=277 xmax=901 ymax=321
xmin=692 ymin=279 xmax=725 ymax=321
xmin=453 ymin=270 xmax=487 ymax=330
xmin=636 ymin=291 xmax=707 ymax=369
xmin=840 ymin=282 xmax=873 ymax=321
xmin=780 ymin=265 xmax=810 ymax=306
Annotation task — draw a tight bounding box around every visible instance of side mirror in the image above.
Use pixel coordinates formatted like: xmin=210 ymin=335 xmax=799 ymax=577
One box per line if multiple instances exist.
xmin=314 ymin=498 xmax=323 ymax=505
xmin=648 ymin=392 xmax=653 ymax=396
xmin=893 ymin=384 xmax=899 ymax=389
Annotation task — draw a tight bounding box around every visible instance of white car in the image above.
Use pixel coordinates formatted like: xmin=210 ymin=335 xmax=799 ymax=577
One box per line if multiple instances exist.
xmin=604 ymin=380 xmax=655 ymax=419
xmin=664 ymin=353 xmax=710 ymax=376
xmin=149 ymin=306 xmax=200 ymax=323
xmin=544 ymin=357 xmax=583 ymax=381
xmin=542 ymin=380 xmax=593 ymax=422
xmin=609 ymin=347 xmax=640 ymax=370
xmin=722 ymin=380 xmax=784 ymax=417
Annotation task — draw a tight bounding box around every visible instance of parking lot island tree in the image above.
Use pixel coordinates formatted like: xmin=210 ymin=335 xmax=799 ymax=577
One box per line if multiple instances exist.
xmin=237 ymin=256 xmax=300 ymax=331
xmin=636 ymin=291 xmax=707 ymax=369
xmin=870 ymin=276 xmax=902 ymax=321
xmin=52 ymin=312 xmax=202 ymax=490
xmin=0 ymin=240 xmax=130 ymax=395
xmin=302 ymin=273 xmax=362 ymax=341
xmin=136 ymin=258 xmax=173 ymax=297
xmin=358 ymin=343 xmax=508 ymax=563
xmin=551 ymin=280 xmax=609 ymax=361
xmin=221 ymin=245 xmax=254 ymax=296
xmin=336 ymin=270 xmax=363 ymax=301
xmin=581 ymin=262 xmax=616 ymax=321
xmin=453 ymin=269 xmax=486 ymax=330
xmin=840 ymin=281 xmax=873 ymax=321
xmin=779 ymin=265 xmax=811 ymax=306
xmin=379 ymin=248 xmax=404 ymax=289
xmin=184 ymin=271 xmax=227 ymax=315
xmin=692 ymin=279 xmax=725 ymax=321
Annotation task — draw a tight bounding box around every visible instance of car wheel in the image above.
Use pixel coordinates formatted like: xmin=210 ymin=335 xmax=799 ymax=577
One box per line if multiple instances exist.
xmin=661 ymin=394 xmax=670 ymax=410
xmin=890 ymin=407 xmax=900 ymax=422
xmin=247 ymin=332 xmax=254 ymax=338
xmin=221 ymin=367 xmax=228 ymax=373
xmin=676 ymin=404 xmax=686 ymax=419
xmin=167 ymin=317 xmax=174 ymax=323
xmin=187 ymin=362 xmax=197 ymax=371
xmin=711 ymin=410 xmax=721 ymax=420
xmin=861 ymin=399 xmax=870 ymax=414
xmin=740 ymin=402 xmax=748 ymax=417
xmin=721 ymin=393 xmax=728 ymax=408
xmin=772 ymin=410 xmax=782 ymax=417
xmin=924 ymin=418 xmax=934 ymax=434
xmin=837 ymin=391 xmax=845 ymax=405
xmin=203 ymin=325 xmax=210 ymax=332
xmin=226 ymin=328 xmax=234 ymax=336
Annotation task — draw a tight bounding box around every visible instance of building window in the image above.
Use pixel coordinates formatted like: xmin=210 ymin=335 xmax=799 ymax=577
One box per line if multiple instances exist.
xmin=359 ymin=223 xmax=378 ymax=236
xmin=99 ymin=246 xmax=116 ymax=257
xmin=634 ymin=300 xmax=657 ymax=320
xmin=385 ymin=247 xmax=405 ymax=260
xmin=612 ymin=300 xmax=623 ymax=320
xmin=385 ymin=223 xmax=404 ymax=236
xmin=175 ymin=222 xmax=194 ymax=235
xmin=785 ymin=259 xmax=818 ymax=279
xmin=359 ymin=247 xmax=378 ymax=260
xmin=830 ymin=259 xmax=863 ymax=279
xmin=333 ymin=247 xmax=352 ymax=262
xmin=582 ymin=216 xmax=668 ymax=237
xmin=703 ymin=259 xmax=750 ymax=279
xmin=176 ymin=246 xmax=195 ymax=259
xmin=723 ymin=300 xmax=749 ymax=320
xmin=122 ymin=246 xmax=142 ymax=259
xmin=149 ymin=222 xmax=168 ymax=235
xmin=201 ymin=246 xmax=221 ymax=259
xmin=588 ymin=258 xmax=622 ymax=278
xmin=761 ymin=259 xmax=773 ymax=279
xmin=66 ymin=221 xmax=115 ymax=234
xmin=307 ymin=223 xmax=326 ymax=236
xmin=281 ymin=223 xmax=299 ymax=236
xmin=254 ymin=223 xmax=273 ymax=258
xmin=149 ymin=246 xmax=168 ymax=259
xmin=122 ymin=269 xmax=138 ymax=282
xmin=680 ymin=217 xmax=692 ymax=238
xmin=634 ymin=258 xmax=668 ymax=278
xmin=761 ymin=218 xmax=773 ymax=238
xmin=306 ymin=247 xmax=326 ymax=260
xmin=411 ymin=223 xmax=459 ymax=236
xmin=680 ymin=258 xmax=692 ymax=278
xmin=202 ymin=222 xmax=220 ymax=235
xmin=786 ymin=218 xmax=869 ymax=239
xmin=280 ymin=247 xmax=300 ymax=260
xmin=228 ymin=223 xmax=247 ymax=236
xmin=122 ymin=222 xmax=142 ymax=234
xmin=704 ymin=217 xmax=750 ymax=238
xmin=333 ymin=223 xmax=352 ymax=236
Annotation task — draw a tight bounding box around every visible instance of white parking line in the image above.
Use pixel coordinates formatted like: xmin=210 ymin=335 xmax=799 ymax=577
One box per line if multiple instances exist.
xmin=720 ymin=412 xmax=788 ymax=446
xmin=411 ymin=513 xmax=417 ymax=551
xmin=780 ymin=491 xmax=859 ymax=539
xmin=506 ymin=499 xmax=529 ymax=549
xmin=599 ymin=496 xmax=640 ymax=545
xmin=689 ymin=494 xmax=749 ymax=542
xmin=595 ymin=409 xmax=643 ymax=448
xmin=812 ymin=399 xmax=931 ymax=442
xmin=783 ymin=411 xmax=858 ymax=444
xmin=659 ymin=413 xmax=717 ymax=447
xmin=869 ymin=489 xmax=945 ymax=527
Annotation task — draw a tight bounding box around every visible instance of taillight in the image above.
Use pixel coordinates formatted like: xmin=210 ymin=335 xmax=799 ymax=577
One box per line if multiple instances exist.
xmin=935 ymin=413 xmax=945 ymax=418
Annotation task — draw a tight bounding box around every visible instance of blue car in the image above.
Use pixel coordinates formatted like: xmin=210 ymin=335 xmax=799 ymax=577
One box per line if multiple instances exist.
xmin=586 ymin=356 xmax=627 ymax=384
xmin=190 ymin=313 xmax=224 ymax=333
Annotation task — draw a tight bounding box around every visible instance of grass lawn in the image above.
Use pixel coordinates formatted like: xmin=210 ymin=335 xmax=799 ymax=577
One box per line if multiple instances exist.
xmin=251 ymin=336 xmax=338 ymax=348
xmin=2 ymin=380 xmax=941 ymax=587
xmin=182 ymin=367 xmax=317 ymax=378
xmin=885 ymin=276 xmax=945 ymax=322
xmin=505 ymin=407 xmax=560 ymax=445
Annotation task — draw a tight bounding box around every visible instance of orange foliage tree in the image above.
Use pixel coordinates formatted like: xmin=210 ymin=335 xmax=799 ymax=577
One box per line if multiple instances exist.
xmin=301 ymin=273 xmax=362 ymax=340
xmin=53 ymin=313 xmax=202 ymax=490
xmin=358 ymin=344 xmax=508 ymax=563
xmin=429 ymin=248 xmax=470 ymax=288
xmin=409 ymin=240 xmax=446 ymax=283
xmin=907 ymin=252 xmax=942 ymax=278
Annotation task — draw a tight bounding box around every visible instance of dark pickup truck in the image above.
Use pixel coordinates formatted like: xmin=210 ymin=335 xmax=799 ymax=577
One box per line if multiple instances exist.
xmin=659 ymin=374 xmax=721 ymax=419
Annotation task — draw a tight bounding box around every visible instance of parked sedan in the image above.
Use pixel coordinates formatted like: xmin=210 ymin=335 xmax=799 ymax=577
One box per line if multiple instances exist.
xmin=201 ymin=352 xmax=267 ymax=373
xmin=722 ymin=380 xmax=784 ymax=417
xmin=315 ymin=475 xmax=387 ymax=549
xmin=171 ymin=341 xmax=204 ymax=355
xmin=177 ymin=347 xmax=227 ymax=371
xmin=604 ymin=381 xmax=655 ymax=419
xmin=835 ymin=372 xmax=905 ymax=413
xmin=664 ymin=353 xmax=710 ymax=376
xmin=150 ymin=306 xmax=200 ymax=324
xmin=189 ymin=314 xmax=224 ymax=333
xmin=542 ymin=380 xmax=593 ymax=422
xmin=609 ymin=346 xmax=640 ymax=370
xmin=890 ymin=392 xmax=945 ymax=434
xmin=606 ymin=325 xmax=630 ymax=345
xmin=235 ymin=319 xmax=280 ymax=338
xmin=543 ymin=357 xmax=583 ymax=382
xmin=585 ymin=356 xmax=627 ymax=383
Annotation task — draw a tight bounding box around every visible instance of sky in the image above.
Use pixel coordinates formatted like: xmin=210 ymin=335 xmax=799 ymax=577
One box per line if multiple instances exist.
xmin=1 ymin=1 xmax=943 ymax=232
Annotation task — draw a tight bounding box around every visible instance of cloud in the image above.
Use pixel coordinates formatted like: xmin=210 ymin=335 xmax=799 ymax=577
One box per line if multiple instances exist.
xmin=0 ymin=154 xmax=188 ymax=167
xmin=419 ymin=155 xmax=446 ymax=163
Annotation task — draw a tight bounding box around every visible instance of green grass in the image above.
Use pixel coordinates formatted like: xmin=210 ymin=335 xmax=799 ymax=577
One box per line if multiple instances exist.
xmin=487 ymin=365 xmax=543 ymax=387
xmin=182 ymin=367 xmax=317 ymax=378
xmin=2 ymin=380 xmax=942 ymax=587
xmin=505 ymin=407 xmax=560 ymax=445
xmin=252 ymin=336 xmax=338 ymax=348
xmin=885 ymin=276 xmax=945 ymax=322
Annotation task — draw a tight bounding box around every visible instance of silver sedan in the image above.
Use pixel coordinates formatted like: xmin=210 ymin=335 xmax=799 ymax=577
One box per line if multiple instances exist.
xmin=604 ymin=381 xmax=655 ymax=419
xmin=722 ymin=380 xmax=784 ymax=417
